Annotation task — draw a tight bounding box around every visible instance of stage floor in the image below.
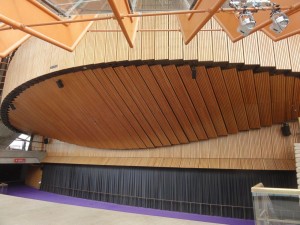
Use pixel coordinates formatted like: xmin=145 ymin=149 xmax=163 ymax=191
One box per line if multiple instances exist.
xmin=0 ymin=194 xmax=225 ymax=225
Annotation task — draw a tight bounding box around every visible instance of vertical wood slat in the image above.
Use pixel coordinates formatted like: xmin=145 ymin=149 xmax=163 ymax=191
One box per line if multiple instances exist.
xmin=270 ymin=74 xmax=286 ymax=123
xmin=285 ymin=76 xmax=295 ymax=121
xmin=211 ymin=18 xmax=228 ymax=62
xmin=104 ymin=19 xmax=118 ymax=63
xmin=238 ymin=70 xmax=261 ymax=129
xmin=253 ymin=72 xmax=272 ymax=126
xmin=227 ymin=38 xmax=244 ymax=64
xmin=116 ymin=27 xmax=129 ymax=61
xmin=168 ymin=15 xmax=182 ymax=60
xmin=273 ymin=39 xmax=291 ymax=71
xmin=288 ymin=36 xmax=300 ymax=72
xmin=222 ymin=68 xmax=249 ymax=131
xmin=196 ymin=66 xmax=228 ymax=136
xmin=292 ymin=78 xmax=300 ymax=120
xmin=256 ymin=31 xmax=275 ymax=68
xmin=141 ymin=16 xmax=155 ymax=60
xmin=94 ymin=20 xmax=107 ymax=64
xmin=83 ymin=23 xmax=96 ymax=65
xmin=177 ymin=65 xmax=217 ymax=138
xmin=207 ymin=67 xmax=238 ymax=134
xmin=197 ymin=21 xmax=213 ymax=62
xmin=150 ymin=65 xmax=198 ymax=142
xmin=155 ymin=15 xmax=168 ymax=60
xmin=242 ymin=32 xmax=260 ymax=66
xmin=163 ymin=65 xmax=207 ymax=140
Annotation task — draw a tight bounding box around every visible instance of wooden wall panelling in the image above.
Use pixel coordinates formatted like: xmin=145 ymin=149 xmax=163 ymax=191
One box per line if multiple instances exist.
xmin=219 ymin=158 xmax=230 ymax=169
xmin=222 ymin=68 xmax=249 ymax=131
xmin=195 ymin=66 xmax=227 ymax=136
xmin=211 ymin=18 xmax=228 ymax=63
xmin=34 ymin=40 xmax=56 ymax=76
xmin=253 ymin=72 xmax=273 ymax=126
xmin=227 ymin=38 xmax=244 ymax=65
xmin=141 ymin=16 xmax=155 ymax=60
xmin=238 ymin=131 xmax=252 ymax=159
xmin=249 ymin=129 xmax=263 ymax=159
xmin=150 ymin=64 xmax=198 ymax=142
xmin=252 ymin=159 xmax=265 ymax=170
xmin=238 ymin=70 xmax=261 ymax=129
xmin=155 ymin=15 xmax=168 ymax=60
xmin=168 ymin=15 xmax=183 ymax=60
xmin=285 ymin=76 xmax=296 ymax=121
xmin=242 ymin=33 xmax=260 ymax=66
xmin=270 ymin=125 xmax=288 ymax=159
xmin=95 ymin=67 xmax=154 ymax=148
xmin=25 ymin=166 xmax=42 ymax=189
xmin=58 ymin=48 xmax=75 ymax=71
xmin=198 ymin=158 xmax=209 ymax=168
xmin=163 ymin=65 xmax=207 ymax=140
xmin=197 ymin=21 xmax=213 ymax=62
xmin=207 ymin=138 xmax=219 ymax=159
xmin=270 ymin=74 xmax=286 ymax=123
xmin=272 ymin=39 xmax=291 ymax=71
xmin=183 ymin=30 xmax=197 ymax=61
xmin=94 ymin=20 xmax=108 ymax=64
xmin=137 ymin=65 xmax=189 ymax=144
xmin=288 ymin=35 xmax=300 ymax=72
xmin=263 ymin=159 xmax=276 ymax=170
xmin=207 ymin=67 xmax=238 ymax=134
xmin=74 ymin=34 xmax=87 ymax=67
xmin=128 ymin=24 xmax=141 ymax=61
xmin=104 ymin=19 xmax=118 ymax=63
xmin=125 ymin=65 xmax=179 ymax=145
xmin=83 ymin=23 xmax=96 ymax=65
xmin=240 ymin=159 xmax=253 ymax=170
xmin=116 ymin=27 xmax=129 ymax=62
xmin=177 ymin=65 xmax=217 ymax=138
xmin=230 ymin=159 xmax=241 ymax=169
xmin=292 ymin=78 xmax=300 ymax=120
xmin=256 ymin=32 xmax=276 ymax=69
xmin=209 ymin=159 xmax=220 ymax=169
xmin=114 ymin=66 xmax=170 ymax=146
xmin=84 ymin=69 xmax=146 ymax=149
xmin=259 ymin=127 xmax=274 ymax=159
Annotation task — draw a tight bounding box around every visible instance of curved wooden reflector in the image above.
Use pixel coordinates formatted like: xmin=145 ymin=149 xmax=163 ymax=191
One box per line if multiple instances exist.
xmin=2 ymin=62 xmax=300 ymax=150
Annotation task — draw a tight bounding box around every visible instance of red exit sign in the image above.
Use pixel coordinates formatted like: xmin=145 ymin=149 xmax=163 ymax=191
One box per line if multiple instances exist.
xmin=14 ymin=158 xmax=26 ymax=163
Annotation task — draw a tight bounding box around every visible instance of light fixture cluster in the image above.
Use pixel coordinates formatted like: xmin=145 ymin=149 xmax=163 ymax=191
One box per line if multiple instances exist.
xmin=229 ymin=0 xmax=289 ymax=36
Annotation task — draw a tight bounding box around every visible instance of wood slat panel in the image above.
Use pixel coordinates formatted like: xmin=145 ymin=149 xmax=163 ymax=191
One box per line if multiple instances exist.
xmin=150 ymin=65 xmax=198 ymax=142
xmin=288 ymin=36 xmax=300 ymax=72
xmin=285 ymin=76 xmax=295 ymax=121
xmin=104 ymin=19 xmax=118 ymax=63
xmin=114 ymin=66 xmax=170 ymax=146
xmin=211 ymin=18 xmax=228 ymax=62
xmin=222 ymin=68 xmax=249 ymax=131
xmin=273 ymin=39 xmax=291 ymax=70
xmin=256 ymin=31 xmax=275 ymax=68
xmin=238 ymin=70 xmax=261 ymax=129
xmin=93 ymin=68 xmax=154 ymax=148
xmin=292 ymin=78 xmax=300 ymax=120
xmin=270 ymin=75 xmax=286 ymax=123
xmin=177 ymin=65 xmax=217 ymax=138
xmin=116 ymin=29 xmax=129 ymax=61
xmin=197 ymin=21 xmax=213 ymax=62
xmin=103 ymin=67 xmax=161 ymax=147
xmin=195 ymin=66 xmax=228 ymax=136
xmin=94 ymin=20 xmax=107 ymax=64
xmin=207 ymin=67 xmax=238 ymax=134
xmin=83 ymin=23 xmax=96 ymax=65
xmin=155 ymin=15 xmax=168 ymax=60
xmin=137 ymin=65 xmax=189 ymax=144
xmin=163 ymin=65 xmax=207 ymax=140
xmin=253 ymin=72 xmax=273 ymax=126
xmin=242 ymin=33 xmax=260 ymax=66
xmin=227 ymin=39 xmax=244 ymax=64
xmin=168 ymin=15 xmax=182 ymax=60
xmin=141 ymin=16 xmax=155 ymax=60
xmin=125 ymin=65 xmax=179 ymax=145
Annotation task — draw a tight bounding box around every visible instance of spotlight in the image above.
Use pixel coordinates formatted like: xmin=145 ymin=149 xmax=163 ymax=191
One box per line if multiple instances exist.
xmin=237 ymin=10 xmax=256 ymax=36
xmin=56 ymin=79 xmax=64 ymax=89
xmin=270 ymin=11 xmax=289 ymax=34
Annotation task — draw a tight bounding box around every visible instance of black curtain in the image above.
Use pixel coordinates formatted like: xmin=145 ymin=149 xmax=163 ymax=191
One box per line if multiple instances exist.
xmin=41 ymin=164 xmax=297 ymax=219
xmin=0 ymin=164 xmax=24 ymax=183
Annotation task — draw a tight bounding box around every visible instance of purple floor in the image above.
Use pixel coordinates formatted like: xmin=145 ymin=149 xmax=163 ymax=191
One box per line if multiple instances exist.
xmin=7 ymin=184 xmax=254 ymax=225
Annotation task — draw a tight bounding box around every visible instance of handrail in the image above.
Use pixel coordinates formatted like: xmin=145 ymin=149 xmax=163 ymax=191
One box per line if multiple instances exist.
xmin=251 ymin=183 xmax=300 ymax=196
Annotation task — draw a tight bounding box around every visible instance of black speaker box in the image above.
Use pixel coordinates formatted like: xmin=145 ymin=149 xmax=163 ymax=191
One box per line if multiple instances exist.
xmin=43 ymin=138 xmax=49 ymax=144
xmin=281 ymin=123 xmax=291 ymax=137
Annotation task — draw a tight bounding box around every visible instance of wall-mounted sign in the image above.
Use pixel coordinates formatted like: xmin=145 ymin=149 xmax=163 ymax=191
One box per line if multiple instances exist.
xmin=14 ymin=158 xmax=26 ymax=163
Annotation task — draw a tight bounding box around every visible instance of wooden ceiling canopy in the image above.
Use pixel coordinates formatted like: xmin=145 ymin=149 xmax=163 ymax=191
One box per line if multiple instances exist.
xmin=1 ymin=0 xmax=300 ymax=57
xmin=2 ymin=62 xmax=300 ymax=150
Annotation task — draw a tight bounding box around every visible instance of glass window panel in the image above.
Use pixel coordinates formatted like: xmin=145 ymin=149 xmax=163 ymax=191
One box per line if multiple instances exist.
xmin=129 ymin=0 xmax=198 ymax=12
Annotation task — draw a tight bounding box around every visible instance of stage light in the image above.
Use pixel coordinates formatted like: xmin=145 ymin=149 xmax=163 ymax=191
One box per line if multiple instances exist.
xmin=270 ymin=11 xmax=289 ymax=34
xmin=237 ymin=10 xmax=256 ymax=36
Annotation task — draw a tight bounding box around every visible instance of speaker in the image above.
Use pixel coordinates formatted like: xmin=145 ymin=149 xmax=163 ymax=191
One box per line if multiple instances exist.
xmin=56 ymin=79 xmax=64 ymax=89
xmin=281 ymin=123 xmax=291 ymax=137
xmin=43 ymin=138 xmax=49 ymax=144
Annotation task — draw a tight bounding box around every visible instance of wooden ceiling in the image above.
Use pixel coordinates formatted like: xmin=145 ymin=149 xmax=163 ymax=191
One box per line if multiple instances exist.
xmin=5 ymin=63 xmax=300 ymax=150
